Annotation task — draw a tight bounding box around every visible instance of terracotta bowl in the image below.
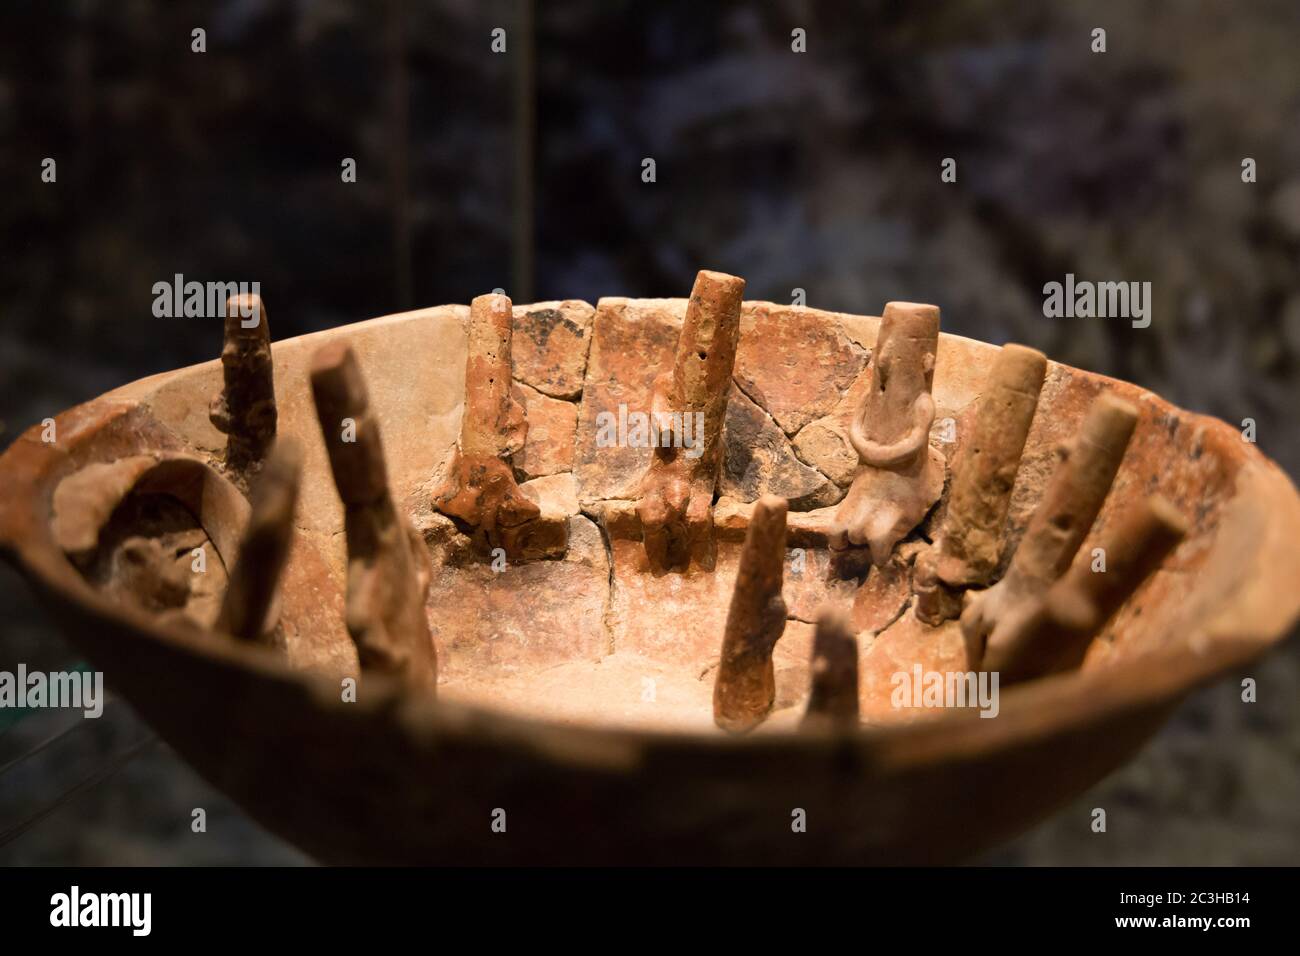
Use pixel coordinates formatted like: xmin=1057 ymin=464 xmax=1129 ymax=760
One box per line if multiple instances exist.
xmin=1 ymin=298 xmax=1297 ymax=864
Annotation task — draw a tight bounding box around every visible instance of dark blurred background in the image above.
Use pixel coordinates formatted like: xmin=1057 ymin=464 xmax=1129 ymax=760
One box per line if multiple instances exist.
xmin=1 ymin=0 xmax=1297 ymax=864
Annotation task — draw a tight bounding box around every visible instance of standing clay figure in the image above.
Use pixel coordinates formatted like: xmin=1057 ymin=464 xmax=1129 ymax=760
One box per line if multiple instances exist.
xmin=984 ymin=494 xmax=1186 ymax=683
xmin=830 ymin=302 xmax=945 ymax=567
xmin=209 ymin=293 xmax=276 ymax=485
xmin=637 ymin=270 xmax=746 ymax=573
xmin=216 ymin=439 xmax=302 ymax=645
xmin=713 ymin=494 xmax=787 ymax=733
xmin=962 ymin=392 xmax=1138 ymax=671
xmin=914 ymin=344 xmax=1047 ymax=624
xmin=801 ymin=607 xmax=860 ymax=731
xmin=311 ymin=342 xmax=437 ymax=691
xmin=433 ymin=292 xmax=543 ymax=560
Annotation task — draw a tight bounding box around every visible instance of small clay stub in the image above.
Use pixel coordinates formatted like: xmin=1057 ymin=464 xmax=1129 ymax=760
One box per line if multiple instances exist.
xmin=713 ymin=494 xmax=787 ymax=733
xmin=216 ymin=439 xmax=302 ymax=644
xmin=802 ymin=607 xmax=860 ymax=731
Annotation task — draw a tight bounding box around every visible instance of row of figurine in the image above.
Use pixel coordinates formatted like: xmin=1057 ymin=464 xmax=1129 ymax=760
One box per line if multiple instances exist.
xmin=202 ymin=270 xmax=1184 ymax=734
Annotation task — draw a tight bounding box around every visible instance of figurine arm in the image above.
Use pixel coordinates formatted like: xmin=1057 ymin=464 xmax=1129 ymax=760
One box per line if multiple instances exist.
xmin=849 ymin=392 xmax=936 ymax=467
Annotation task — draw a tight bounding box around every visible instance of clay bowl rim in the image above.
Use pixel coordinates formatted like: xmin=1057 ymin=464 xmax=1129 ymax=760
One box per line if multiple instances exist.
xmin=1 ymin=307 xmax=1298 ymax=773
